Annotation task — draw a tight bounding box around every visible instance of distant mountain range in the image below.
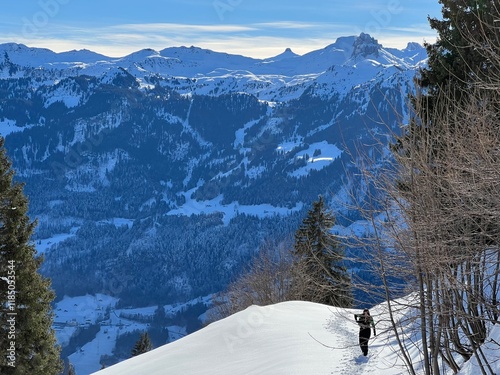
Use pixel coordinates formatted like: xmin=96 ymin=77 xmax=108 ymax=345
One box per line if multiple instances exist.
xmin=0 ymin=33 xmax=426 ymax=371
xmin=1 ymin=33 xmax=425 ymax=77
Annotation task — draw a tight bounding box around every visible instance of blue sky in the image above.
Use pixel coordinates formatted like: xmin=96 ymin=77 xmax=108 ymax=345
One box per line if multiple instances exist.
xmin=0 ymin=0 xmax=443 ymax=58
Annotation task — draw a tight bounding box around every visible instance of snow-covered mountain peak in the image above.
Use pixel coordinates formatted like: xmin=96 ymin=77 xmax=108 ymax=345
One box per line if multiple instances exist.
xmin=326 ymin=35 xmax=357 ymax=55
xmin=1 ymin=42 xmax=30 ymax=53
xmin=401 ymin=42 xmax=427 ymax=64
xmin=405 ymin=42 xmax=423 ymax=51
xmin=263 ymin=47 xmax=300 ymax=63
xmin=291 ymin=33 xmax=400 ymax=75
xmin=351 ymin=33 xmax=381 ymax=59
xmin=0 ymin=43 xmax=112 ymax=68
xmin=119 ymin=48 xmax=161 ymax=63
xmin=99 ymin=66 xmax=139 ymax=87
xmin=160 ymin=45 xmax=257 ymax=63
xmin=338 ymin=34 xmax=423 ymax=71
xmin=55 ymin=49 xmax=111 ymax=63
xmin=0 ymin=42 xmax=57 ymax=66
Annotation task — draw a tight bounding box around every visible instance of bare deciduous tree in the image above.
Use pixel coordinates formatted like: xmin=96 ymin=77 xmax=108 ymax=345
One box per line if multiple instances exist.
xmin=207 ymin=239 xmax=302 ymax=322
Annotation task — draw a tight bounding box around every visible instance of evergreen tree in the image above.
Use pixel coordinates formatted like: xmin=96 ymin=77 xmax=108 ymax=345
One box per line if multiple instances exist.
xmin=394 ymin=0 xmax=500 ymax=158
xmin=293 ymin=196 xmax=352 ymax=307
xmin=394 ymin=0 xmax=500 ymax=225
xmin=150 ymin=306 xmax=169 ymax=347
xmin=0 ymin=137 xmax=62 ymax=374
xmin=398 ymin=0 xmax=500 ymax=256
xmin=420 ymin=0 xmax=497 ymax=93
xmin=406 ymin=0 xmax=500 ymax=138
xmin=152 ymin=305 xmax=166 ymax=328
xmin=131 ymin=332 xmax=153 ymax=357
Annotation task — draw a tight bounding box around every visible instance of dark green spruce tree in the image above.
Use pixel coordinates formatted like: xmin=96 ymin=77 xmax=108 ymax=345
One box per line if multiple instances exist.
xmin=394 ymin=0 xmax=500 ymax=157
xmin=0 ymin=138 xmax=62 ymax=374
xmin=131 ymin=332 xmax=153 ymax=357
xmin=393 ymin=0 xmax=500 ymax=214
xmin=420 ymin=0 xmax=498 ymax=93
xmin=293 ymin=196 xmax=352 ymax=307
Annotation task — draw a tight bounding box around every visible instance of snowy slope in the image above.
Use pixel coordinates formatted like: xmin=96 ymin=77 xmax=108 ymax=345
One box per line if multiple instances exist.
xmin=93 ymin=301 xmax=390 ymax=375
xmin=91 ymin=299 xmax=500 ymax=375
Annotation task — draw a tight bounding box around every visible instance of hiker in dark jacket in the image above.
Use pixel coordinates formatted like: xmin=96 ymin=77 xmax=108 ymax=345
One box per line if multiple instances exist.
xmin=354 ymin=309 xmax=376 ymax=356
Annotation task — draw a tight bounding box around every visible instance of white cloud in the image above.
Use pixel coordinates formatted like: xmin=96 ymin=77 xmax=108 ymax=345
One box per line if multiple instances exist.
xmin=252 ymin=21 xmax=321 ymax=29
xmin=107 ymin=23 xmax=256 ymax=33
